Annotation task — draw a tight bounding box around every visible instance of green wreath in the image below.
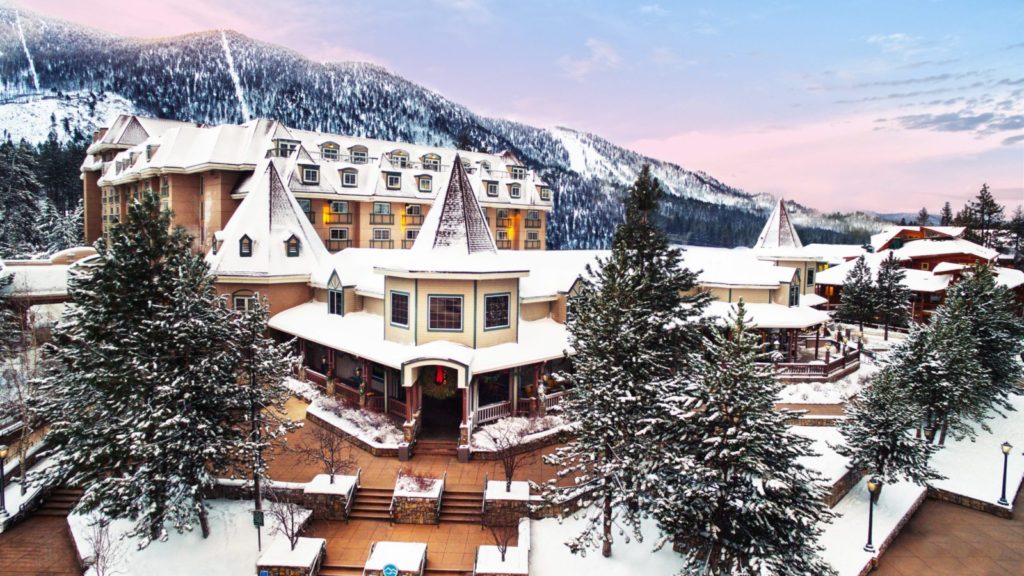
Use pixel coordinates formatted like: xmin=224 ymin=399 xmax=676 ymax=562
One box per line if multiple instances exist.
xmin=421 ymin=369 xmax=456 ymax=400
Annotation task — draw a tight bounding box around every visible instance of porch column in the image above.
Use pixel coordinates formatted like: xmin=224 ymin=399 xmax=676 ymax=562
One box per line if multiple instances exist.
xmin=326 ymin=349 xmax=336 ymax=395
xmin=814 ymin=327 xmax=821 ymax=360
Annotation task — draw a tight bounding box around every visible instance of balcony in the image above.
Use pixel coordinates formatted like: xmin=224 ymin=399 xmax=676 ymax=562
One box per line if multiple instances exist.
xmin=327 ymin=239 xmax=352 ymax=251
xmin=525 ymin=218 xmax=542 ymax=229
xmin=326 ymin=213 xmax=352 ymax=225
xmin=370 ymin=239 xmax=394 ymax=249
xmin=402 ymin=239 xmax=417 ymax=249
xmin=496 ymin=218 xmax=512 ymax=228
xmin=370 ymin=213 xmax=394 ymax=225
xmin=496 ymin=240 xmax=513 ymax=250
xmin=403 ymin=214 xmax=424 ymax=226
xmin=524 ymin=240 xmax=542 ymax=250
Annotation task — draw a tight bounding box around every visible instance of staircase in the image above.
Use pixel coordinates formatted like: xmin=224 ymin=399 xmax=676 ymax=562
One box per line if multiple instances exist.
xmin=439 ymin=489 xmax=483 ymax=524
xmin=415 ymin=439 xmax=459 ymax=457
xmin=36 ymin=487 xmax=83 ymax=517
xmin=318 ymin=562 xmax=363 ymax=576
xmin=348 ymin=486 xmax=393 ymax=521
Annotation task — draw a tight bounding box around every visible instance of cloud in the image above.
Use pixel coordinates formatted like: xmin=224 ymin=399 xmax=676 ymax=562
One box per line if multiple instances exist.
xmin=893 ymin=110 xmax=1024 ymax=135
xmin=1002 ymin=134 xmax=1024 ymax=146
xmin=558 ymin=38 xmax=621 ymax=80
xmin=850 ymin=71 xmax=977 ymax=88
xmin=1007 ymin=42 xmax=1024 ymax=50
xmin=639 ymin=4 xmax=668 ymax=16
xmin=650 ymin=47 xmax=697 ymax=70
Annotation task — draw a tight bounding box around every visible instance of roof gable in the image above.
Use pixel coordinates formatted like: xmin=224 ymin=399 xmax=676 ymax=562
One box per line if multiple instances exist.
xmin=755 ymin=199 xmax=803 ymax=250
xmin=412 ymin=155 xmax=496 ymax=255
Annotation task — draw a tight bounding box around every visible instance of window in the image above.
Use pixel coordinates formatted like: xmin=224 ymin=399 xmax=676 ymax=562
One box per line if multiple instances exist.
xmin=422 ymin=154 xmax=440 ymax=171
xmin=390 ymin=150 xmax=409 ymax=167
xmin=321 ymin=145 xmax=339 ymax=161
xmin=406 ymin=204 xmax=422 ymax=216
xmin=373 ymin=202 xmax=391 ymax=214
xmin=373 ymin=228 xmax=391 ymax=241
xmin=806 ymin=267 xmax=815 ymax=285
xmin=486 ymin=181 xmax=498 ymax=197
xmin=302 ymin=166 xmax=320 ymax=184
xmin=496 ymin=208 xmax=509 ymax=219
xmin=405 ymin=229 xmax=419 ymax=240
xmin=510 ymin=166 xmax=526 ymax=179
xmin=328 ymin=289 xmax=344 ymax=316
xmin=417 ymin=175 xmax=432 ymax=192
xmin=921 ymin=262 xmax=930 ymax=271
xmin=484 ymin=294 xmax=510 ymax=330
xmin=211 ymin=237 xmax=221 ymax=255
xmin=789 ymin=284 xmax=800 ymax=307
xmin=496 ymin=229 xmax=509 ymax=241
xmin=286 ymin=235 xmax=300 ymax=257
xmin=428 ymin=296 xmax=463 ymax=331
xmin=329 ymin=228 xmax=349 ymax=241
xmin=386 ymin=173 xmax=401 ymax=190
xmin=508 ymin=184 xmax=521 ymax=198
xmin=277 ymin=140 xmax=298 ymax=156
xmin=390 ymin=291 xmax=410 ymax=327
xmin=526 ymin=210 xmax=539 ymax=220
xmin=341 ymin=169 xmax=358 ymax=187
xmin=233 ymin=291 xmax=256 ymax=311
xmin=539 ymin=187 xmax=551 ymax=201
xmin=350 ymin=147 xmax=368 ymax=164
xmin=480 ymin=160 xmax=491 ymax=171
xmin=527 ymin=231 xmax=539 ymax=241
xmin=297 ymin=198 xmax=312 ymax=213
xmin=239 ymin=235 xmax=253 ymax=257
xmin=330 ymin=200 xmax=348 ymax=214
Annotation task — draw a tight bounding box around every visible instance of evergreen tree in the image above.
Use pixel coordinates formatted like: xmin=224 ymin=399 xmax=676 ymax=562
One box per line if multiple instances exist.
xmin=649 ymin=303 xmax=835 ymax=575
xmin=1007 ymin=205 xmax=1024 ymax=267
xmin=939 ymin=202 xmax=954 ymax=226
xmin=34 ymin=193 xmax=257 ymax=546
xmin=836 ymin=255 xmax=876 ymax=332
xmin=0 ymin=140 xmax=44 ymax=258
xmin=835 ymin=369 xmax=942 ymax=487
xmin=875 ymin=252 xmax=910 ymax=340
xmin=543 ymin=165 xmax=709 ymax=558
xmin=41 ymin=197 xmax=84 ymax=253
xmin=968 ymin=184 xmax=1005 ymax=249
xmin=915 ymin=207 xmax=930 ymax=226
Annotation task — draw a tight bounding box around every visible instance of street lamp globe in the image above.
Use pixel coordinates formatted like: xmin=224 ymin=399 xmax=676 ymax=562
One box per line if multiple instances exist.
xmin=1002 ymin=441 xmax=1013 ymax=455
xmin=0 ymin=444 xmax=8 ymax=460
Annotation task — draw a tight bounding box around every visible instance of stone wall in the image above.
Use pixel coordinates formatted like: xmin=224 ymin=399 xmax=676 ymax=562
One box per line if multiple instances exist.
xmin=257 ymin=540 xmax=325 ymax=576
xmin=392 ymin=495 xmax=439 ymax=524
xmin=303 ymin=491 xmax=350 ymax=521
xmin=826 ymin=468 xmax=864 ymax=508
xmin=926 ymin=486 xmax=1016 ymax=519
xmin=210 ymin=481 xmax=351 ymax=521
xmin=305 ymin=409 xmax=399 ymax=458
xmin=483 ymin=499 xmax=529 ymax=526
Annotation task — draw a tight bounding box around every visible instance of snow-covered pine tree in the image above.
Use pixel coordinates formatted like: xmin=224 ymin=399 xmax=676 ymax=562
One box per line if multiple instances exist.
xmin=940 ymin=265 xmax=1024 ymax=414
xmin=1010 ymin=206 xmax=1024 ymax=267
xmin=543 ymin=164 xmax=709 ymax=558
xmin=231 ymin=295 xmax=297 ymax=522
xmin=649 ymin=301 xmax=835 ymax=576
xmin=894 ymin=297 xmax=989 ymax=445
xmin=915 ymin=207 xmax=930 ymax=226
xmin=835 ymin=368 xmax=942 ymax=488
xmin=0 ymin=140 xmax=44 ymax=258
xmin=836 ymin=255 xmax=876 ymax=332
xmin=35 ymin=192 xmax=253 ymax=546
xmin=968 ymin=184 xmax=1005 ymax=249
xmin=875 ymin=252 xmax=910 ymax=340
xmin=939 ymin=202 xmax=954 ymax=227
xmin=40 ymin=197 xmax=84 ymax=253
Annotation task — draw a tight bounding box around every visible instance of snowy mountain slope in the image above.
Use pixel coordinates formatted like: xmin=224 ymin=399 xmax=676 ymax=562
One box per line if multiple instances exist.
xmin=0 ymin=6 xmax=884 ymax=248
xmin=0 ymin=91 xmax=137 ymax=142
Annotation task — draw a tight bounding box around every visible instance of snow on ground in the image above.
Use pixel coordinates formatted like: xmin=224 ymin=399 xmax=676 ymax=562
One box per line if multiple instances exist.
xmin=485 ymin=480 xmax=530 ymax=501
xmin=307 ymin=396 xmax=404 ymax=448
xmin=818 ymin=478 xmax=926 ymax=576
xmin=304 ymin=473 xmax=357 ymax=497
xmin=470 ymin=415 xmax=568 ymax=451
xmin=778 ymin=356 xmax=879 ymax=404
xmin=929 ymin=394 xmax=1024 ymax=509
xmin=791 ymin=426 xmax=851 ymax=486
xmin=69 ymin=499 xmax=297 ymax=576
xmin=0 ymin=91 xmax=137 ymax=144
xmin=531 ymin=513 xmax=683 ymax=574
xmin=284 ymin=376 xmax=319 ymax=402
xmin=0 ymin=456 xmax=53 ymax=530
xmin=365 ymin=541 xmax=427 ymax=572
xmin=394 ymin=475 xmax=443 ymax=498
xmin=256 ymin=536 xmax=324 ymax=569
xmin=478 ymin=518 xmax=530 ymax=575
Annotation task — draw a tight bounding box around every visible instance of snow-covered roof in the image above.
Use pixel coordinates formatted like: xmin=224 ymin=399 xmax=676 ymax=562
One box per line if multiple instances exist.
xmin=414 ymin=156 xmax=495 ymax=255
xmin=800 ymin=293 xmax=828 ymax=307
xmin=205 ymin=159 xmax=328 ymax=279
xmin=754 ymin=199 xmax=803 ymax=250
xmin=365 ymin=542 xmax=426 ymax=572
xmin=870 ymin=225 xmax=967 ymax=251
xmin=891 ymin=238 xmax=998 ymax=261
xmin=256 ymin=535 xmax=323 ymax=568
xmin=815 ymin=253 xmax=951 ymax=293
xmin=678 ymin=246 xmax=796 ymax=288
xmin=703 ymin=301 xmax=830 ymax=330
xmin=268 ymin=304 xmax=570 ymax=374
xmin=0 ymin=262 xmax=70 ymax=299
xmin=800 ymin=243 xmax=866 ymax=265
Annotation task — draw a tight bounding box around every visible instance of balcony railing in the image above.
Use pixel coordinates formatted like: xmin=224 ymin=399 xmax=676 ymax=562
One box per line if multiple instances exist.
xmin=496 ymin=240 xmax=513 ymax=250
xmin=370 ymin=239 xmax=394 ymax=249
xmin=525 ymin=218 xmax=542 ymax=229
xmin=476 ymin=401 xmax=512 ymax=425
xmin=496 ymin=218 xmax=512 ymax=228
xmin=402 ymin=239 xmax=416 ymax=249
xmin=370 ymin=213 xmax=394 ymax=225
xmin=326 ymin=213 xmax=352 ymax=224
xmin=327 ymin=239 xmax=352 ymax=251
xmin=524 ymin=239 xmax=542 ymax=250
xmin=403 ymin=214 xmax=424 ymax=226
xmin=765 ymin=348 xmax=861 ymax=381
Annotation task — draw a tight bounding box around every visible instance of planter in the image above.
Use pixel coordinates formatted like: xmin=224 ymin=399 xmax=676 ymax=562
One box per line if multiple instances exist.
xmin=256 ymin=537 xmax=326 ymax=576
xmin=391 ymin=476 xmax=443 ymax=525
xmin=483 ymin=480 xmax=530 ymax=526
xmin=303 ymin=474 xmax=357 ymax=521
xmin=364 ymin=541 xmax=426 ymax=576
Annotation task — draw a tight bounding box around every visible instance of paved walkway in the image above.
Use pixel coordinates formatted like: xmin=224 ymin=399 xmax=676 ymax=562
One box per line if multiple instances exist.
xmin=874 ymin=485 xmax=1024 ymax=575
xmin=0 ymin=515 xmax=81 ymax=576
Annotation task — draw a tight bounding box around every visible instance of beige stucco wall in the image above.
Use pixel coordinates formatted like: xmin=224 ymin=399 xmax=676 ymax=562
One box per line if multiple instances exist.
xmin=706 ymin=286 xmax=775 ymax=304
xmin=475 ymin=278 xmax=519 ymax=348
xmin=215 ymin=281 xmax=311 ymax=316
xmin=384 ymin=276 xmax=416 ymax=344
xmin=775 ymin=260 xmax=815 ymax=294
xmin=364 ymin=294 xmax=384 ymax=316
xmin=520 ymin=301 xmax=551 ymax=321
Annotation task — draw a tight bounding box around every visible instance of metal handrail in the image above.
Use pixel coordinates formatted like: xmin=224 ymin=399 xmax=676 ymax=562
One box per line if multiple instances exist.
xmin=436 ymin=471 xmax=447 ymax=521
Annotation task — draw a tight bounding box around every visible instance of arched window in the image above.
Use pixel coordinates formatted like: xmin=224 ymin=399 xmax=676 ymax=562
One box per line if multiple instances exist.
xmin=416 ymin=175 xmax=432 ymax=193
xmin=421 ymin=153 xmax=441 ymax=171
xmin=348 ymin=145 xmax=368 ymax=164
xmin=389 ymin=149 xmax=409 ymax=168
xmin=320 ymin=142 xmax=340 ymax=161
xmin=286 ymin=235 xmax=300 ymax=257
xmin=233 ymin=289 xmax=256 ymax=311
xmin=340 ymin=168 xmax=358 ymax=187
xmin=239 ymin=234 xmax=253 ymax=257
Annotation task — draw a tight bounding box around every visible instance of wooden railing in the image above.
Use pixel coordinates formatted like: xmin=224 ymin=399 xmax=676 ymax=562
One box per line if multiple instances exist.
xmin=543 ymin=390 xmax=566 ymax=411
xmin=370 ymin=213 xmax=394 ymax=225
xmin=524 ymin=240 xmax=542 ymax=250
xmin=327 ymin=239 xmax=352 ymax=251
xmin=305 ymin=369 xmax=327 ymax=390
xmin=370 ymin=239 xmax=394 ymax=249
xmin=388 ymin=398 xmax=407 ymax=419
xmin=476 ymin=401 xmax=512 ymax=425
xmin=402 ymin=239 xmax=416 ymax=249
xmin=326 ymin=213 xmax=352 ymax=224
xmin=366 ymin=395 xmax=385 ymax=412
xmin=525 ymin=218 xmax=542 ymax=229
xmin=767 ymin=349 xmax=860 ymax=379
xmin=496 ymin=240 xmax=512 ymax=250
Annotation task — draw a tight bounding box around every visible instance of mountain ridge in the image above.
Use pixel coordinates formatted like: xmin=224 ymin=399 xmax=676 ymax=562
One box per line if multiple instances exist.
xmin=0 ymin=6 xmax=884 ymax=248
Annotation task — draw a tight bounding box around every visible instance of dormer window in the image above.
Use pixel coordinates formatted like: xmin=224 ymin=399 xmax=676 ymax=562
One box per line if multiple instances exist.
xmin=239 ymin=235 xmax=253 ymax=257
xmin=276 ymin=139 xmax=299 ymax=157
xmin=349 ymin=145 xmax=368 ymax=164
xmin=301 ymin=166 xmax=320 ymax=185
xmin=386 ymin=173 xmax=401 ymax=190
xmin=211 ymin=237 xmax=221 ymax=255
xmin=390 ymin=150 xmax=409 ymax=168
xmin=510 ymin=166 xmax=526 ymax=180
xmin=486 ymin=181 xmax=498 ymax=197
xmin=508 ymin=183 xmax=521 ymax=199
xmin=286 ymin=235 xmax=300 ymax=257
xmin=321 ymin=143 xmax=339 ymax=161
xmin=422 ymin=153 xmax=440 ymax=172
xmin=417 ymin=175 xmax=432 ymax=193
xmin=539 ymin=187 xmax=551 ymax=201
xmin=341 ymin=168 xmax=358 ymax=187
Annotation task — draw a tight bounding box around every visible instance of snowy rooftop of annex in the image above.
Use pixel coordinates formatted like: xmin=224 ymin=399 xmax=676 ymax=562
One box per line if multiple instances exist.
xmin=269 ymin=304 xmax=570 ymax=374
xmin=703 ymin=301 xmax=831 ymax=330
xmin=677 ymin=246 xmax=796 ymax=288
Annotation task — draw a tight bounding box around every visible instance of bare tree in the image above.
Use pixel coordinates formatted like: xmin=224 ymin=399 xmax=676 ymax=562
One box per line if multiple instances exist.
xmin=2 ymin=304 xmax=40 ymax=496
xmin=265 ymin=492 xmax=309 ymax=551
xmin=84 ymin=520 xmax=127 ymax=576
xmin=295 ymin=424 xmax=357 ymax=484
xmin=481 ymin=418 xmax=537 ymax=492
xmin=484 ymin=507 xmax=520 ymax=562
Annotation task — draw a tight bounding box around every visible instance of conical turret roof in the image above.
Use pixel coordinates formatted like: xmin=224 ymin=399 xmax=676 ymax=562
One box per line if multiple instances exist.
xmin=755 ymin=198 xmax=803 ymax=249
xmin=411 ymin=155 xmax=496 ymax=254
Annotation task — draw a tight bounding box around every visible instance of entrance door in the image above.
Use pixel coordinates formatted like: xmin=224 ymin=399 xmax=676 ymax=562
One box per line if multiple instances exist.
xmin=418 ymin=366 xmax=462 ymax=440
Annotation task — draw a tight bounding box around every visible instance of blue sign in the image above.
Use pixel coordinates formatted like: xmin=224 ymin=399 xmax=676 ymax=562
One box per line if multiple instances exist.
xmin=382 ymin=564 xmax=399 ymax=576
xmin=259 ymin=571 xmax=269 ymax=576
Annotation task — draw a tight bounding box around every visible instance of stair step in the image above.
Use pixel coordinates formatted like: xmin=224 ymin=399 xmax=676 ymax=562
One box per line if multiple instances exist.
xmin=319 ymin=569 xmax=363 ymax=576
xmin=35 ymin=509 xmax=71 ymax=517
xmin=441 ymin=504 xmax=481 ymax=513
xmin=349 ymin=512 xmax=391 ymax=521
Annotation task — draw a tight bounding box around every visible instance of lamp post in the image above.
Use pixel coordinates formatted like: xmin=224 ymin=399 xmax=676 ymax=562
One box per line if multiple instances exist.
xmin=864 ymin=477 xmax=881 ymax=553
xmin=0 ymin=444 xmax=8 ymax=518
xmin=998 ymin=442 xmax=1013 ymax=507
